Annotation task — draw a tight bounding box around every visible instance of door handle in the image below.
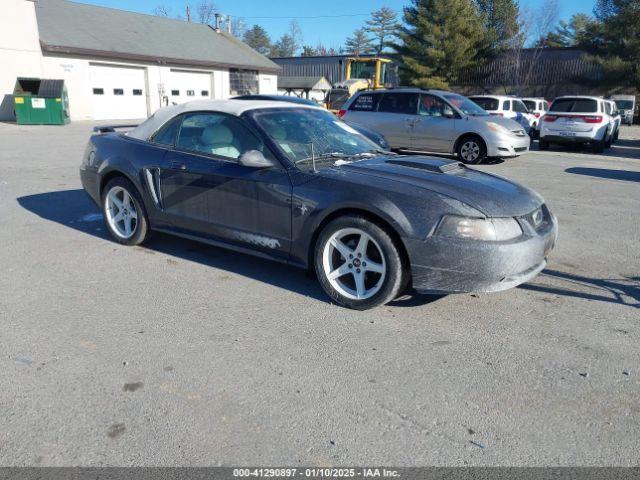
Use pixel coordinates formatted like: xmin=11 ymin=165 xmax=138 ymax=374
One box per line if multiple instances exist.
xmin=170 ymin=161 xmax=186 ymax=170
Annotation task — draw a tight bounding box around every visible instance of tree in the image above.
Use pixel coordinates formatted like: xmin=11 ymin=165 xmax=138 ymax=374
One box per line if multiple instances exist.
xmin=196 ymin=0 xmax=217 ymax=25
xmin=153 ymin=4 xmax=170 ymax=17
xmin=271 ymin=34 xmax=297 ymax=57
xmin=499 ymin=0 xmax=559 ymax=94
xmin=301 ymin=45 xmax=318 ymax=56
xmin=475 ymin=0 xmax=520 ymax=55
xmin=365 ymin=7 xmax=400 ymax=54
xmin=586 ymin=0 xmax=640 ymax=90
xmin=242 ymin=25 xmax=272 ymax=56
xmin=229 ymin=16 xmax=247 ymax=37
xmin=392 ymin=0 xmax=485 ymax=89
xmin=344 ymin=28 xmax=375 ymax=55
xmin=288 ymin=20 xmax=303 ymax=55
xmin=536 ymin=13 xmax=595 ymax=48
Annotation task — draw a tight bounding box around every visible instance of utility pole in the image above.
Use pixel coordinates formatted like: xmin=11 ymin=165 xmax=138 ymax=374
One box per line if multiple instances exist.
xmin=185 ymin=4 xmax=191 ymax=22
xmin=227 ymin=15 xmax=232 ymax=34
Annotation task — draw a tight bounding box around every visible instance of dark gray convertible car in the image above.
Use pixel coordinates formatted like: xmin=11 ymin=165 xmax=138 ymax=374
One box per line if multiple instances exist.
xmin=80 ymin=100 xmax=557 ymax=309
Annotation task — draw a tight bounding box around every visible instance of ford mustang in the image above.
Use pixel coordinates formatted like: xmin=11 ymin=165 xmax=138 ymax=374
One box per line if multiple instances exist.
xmin=80 ymin=100 xmax=557 ymax=310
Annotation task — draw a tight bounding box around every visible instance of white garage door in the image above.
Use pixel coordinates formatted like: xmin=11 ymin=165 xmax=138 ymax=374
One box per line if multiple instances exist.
xmin=168 ymin=70 xmax=212 ymax=104
xmin=89 ymin=64 xmax=148 ymax=120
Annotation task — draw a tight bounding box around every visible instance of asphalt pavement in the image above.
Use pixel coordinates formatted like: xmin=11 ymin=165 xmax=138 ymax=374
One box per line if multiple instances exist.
xmin=0 ymin=121 xmax=638 ymax=466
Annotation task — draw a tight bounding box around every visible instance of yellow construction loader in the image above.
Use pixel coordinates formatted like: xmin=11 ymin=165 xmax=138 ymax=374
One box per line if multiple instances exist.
xmin=325 ymin=57 xmax=393 ymax=112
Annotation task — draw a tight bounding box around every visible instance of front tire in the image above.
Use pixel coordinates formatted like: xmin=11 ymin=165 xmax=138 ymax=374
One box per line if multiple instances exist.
xmin=539 ymin=138 xmax=549 ymax=150
xmin=456 ymin=135 xmax=486 ymax=164
xmin=314 ymin=215 xmax=406 ymax=310
xmin=101 ymin=177 xmax=150 ymax=246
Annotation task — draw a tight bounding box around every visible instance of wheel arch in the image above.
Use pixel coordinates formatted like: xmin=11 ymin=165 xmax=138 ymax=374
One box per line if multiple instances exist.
xmin=453 ymin=132 xmax=488 ymax=155
xmin=99 ymin=168 xmax=141 ymax=198
xmin=306 ymin=207 xmax=411 ymax=275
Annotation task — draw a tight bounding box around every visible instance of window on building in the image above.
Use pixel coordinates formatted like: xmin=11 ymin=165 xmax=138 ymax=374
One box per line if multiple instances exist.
xmin=171 ymin=90 xmax=180 ymax=96
xmin=93 ymin=88 xmax=104 ymax=95
xmin=132 ymin=89 xmax=143 ymax=96
xmin=229 ymin=69 xmax=259 ymax=95
xmin=113 ymin=89 xmax=124 ymax=95
xmin=201 ymin=90 xmax=209 ymax=97
xmin=187 ymin=90 xmax=195 ymax=96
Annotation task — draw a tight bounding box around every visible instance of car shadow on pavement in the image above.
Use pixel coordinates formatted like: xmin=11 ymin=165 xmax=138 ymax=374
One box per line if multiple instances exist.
xmin=565 ymin=167 xmax=640 ymax=182
xmin=17 ymin=189 xmax=444 ymax=308
xmin=519 ymin=269 xmax=640 ymax=309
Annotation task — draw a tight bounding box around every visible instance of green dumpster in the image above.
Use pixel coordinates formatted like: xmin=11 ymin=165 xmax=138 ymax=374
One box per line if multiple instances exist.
xmin=13 ymin=78 xmax=70 ymax=125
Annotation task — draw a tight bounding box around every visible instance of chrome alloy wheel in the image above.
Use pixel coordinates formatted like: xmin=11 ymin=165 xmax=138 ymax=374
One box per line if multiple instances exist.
xmin=322 ymin=228 xmax=386 ymax=300
xmin=105 ymin=186 xmax=138 ymax=239
xmin=460 ymin=140 xmax=480 ymax=162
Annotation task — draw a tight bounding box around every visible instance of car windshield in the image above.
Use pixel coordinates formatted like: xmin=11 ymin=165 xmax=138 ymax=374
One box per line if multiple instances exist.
xmin=550 ymin=98 xmax=598 ymax=113
xmin=614 ymin=100 xmax=634 ymax=110
xmin=252 ymin=108 xmax=382 ymax=168
xmin=446 ymin=94 xmax=489 ymax=116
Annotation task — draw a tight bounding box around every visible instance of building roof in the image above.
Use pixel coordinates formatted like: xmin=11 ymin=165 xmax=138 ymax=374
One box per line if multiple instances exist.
xmin=35 ymin=0 xmax=280 ymax=73
xmin=128 ymin=99 xmax=320 ymax=140
xmin=277 ymin=76 xmax=332 ymax=90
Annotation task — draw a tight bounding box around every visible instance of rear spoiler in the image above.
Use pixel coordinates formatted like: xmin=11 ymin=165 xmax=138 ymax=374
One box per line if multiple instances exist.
xmin=93 ymin=124 xmax=139 ymax=133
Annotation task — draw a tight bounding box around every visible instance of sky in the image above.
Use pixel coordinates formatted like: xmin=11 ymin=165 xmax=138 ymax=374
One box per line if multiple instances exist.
xmin=72 ymin=0 xmax=598 ymax=49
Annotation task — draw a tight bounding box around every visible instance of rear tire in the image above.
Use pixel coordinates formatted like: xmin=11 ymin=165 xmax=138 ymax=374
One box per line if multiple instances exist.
xmin=314 ymin=215 xmax=406 ymax=310
xmin=101 ymin=177 xmax=150 ymax=246
xmin=456 ymin=135 xmax=486 ymax=164
xmin=592 ymin=137 xmax=605 ymax=153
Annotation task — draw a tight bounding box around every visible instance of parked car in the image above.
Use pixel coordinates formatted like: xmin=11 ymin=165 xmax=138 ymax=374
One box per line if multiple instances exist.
xmin=468 ymin=95 xmax=536 ymax=134
xmin=521 ymin=97 xmax=550 ymax=138
xmin=611 ymin=94 xmax=636 ymax=126
xmin=234 ymin=94 xmax=390 ymax=150
xmin=80 ymin=100 xmax=556 ymax=309
xmin=605 ymin=99 xmax=622 ymax=143
xmin=539 ymin=96 xmax=614 ymax=153
xmin=340 ymin=88 xmax=529 ymax=164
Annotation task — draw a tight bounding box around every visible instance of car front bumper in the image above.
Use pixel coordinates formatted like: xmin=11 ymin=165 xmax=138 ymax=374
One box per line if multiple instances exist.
xmin=403 ymin=211 xmax=558 ymax=294
xmin=486 ymin=134 xmax=530 ymax=158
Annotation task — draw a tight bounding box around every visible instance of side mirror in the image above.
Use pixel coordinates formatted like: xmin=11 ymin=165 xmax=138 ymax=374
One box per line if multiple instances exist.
xmin=443 ymin=106 xmax=455 ymax=118
xmin=239 ymin=150 xmax=275 ymax=168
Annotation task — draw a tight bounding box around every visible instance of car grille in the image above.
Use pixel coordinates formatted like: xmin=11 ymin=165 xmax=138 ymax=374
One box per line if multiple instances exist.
xmin=520 ymin=204 xmax=550 ymax=232
xmin=514 ymin=147 xmax=527 ymax=152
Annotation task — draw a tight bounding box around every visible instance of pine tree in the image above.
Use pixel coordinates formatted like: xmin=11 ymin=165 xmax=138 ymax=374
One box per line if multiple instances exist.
xmin=242 ymin=25 xmax=272 ymax=56
xmin=365 ymin=7 xmax=400 ymax=54
xmin=587 ymin=0 xmax=640 ymax=90
xmin=393 ymin=0 xmax=485 ymax=89
xmin=271 ymin=34 xmax=297 ymax=57
xmin=344 ymin=28 xmax=375 ymax=55
xmin=474 ymin=0 xmax=520 ymax=54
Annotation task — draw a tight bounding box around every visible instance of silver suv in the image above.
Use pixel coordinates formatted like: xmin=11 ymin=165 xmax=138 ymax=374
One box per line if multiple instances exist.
xmin=339 ymin=88 xmax=530 ymax=164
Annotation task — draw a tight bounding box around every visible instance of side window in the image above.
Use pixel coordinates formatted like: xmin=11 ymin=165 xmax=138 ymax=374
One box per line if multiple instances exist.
xmin=378 ymin=93 xmax=418 ymax=114
xmin=513 ymin=100 xmax=528 ymax=113
xmin=503 ymin=100 xmax=511 ymax=110
xmin=418 ymin=94 xmax=448 ymax=117
xmin=544 ymin=101 xmax=549 ymax=110
xmin=176 ymin=112 xmax=272 ymax=161
xmin=150 ymin=115 xmax=182 ymax=146
xmin=349 ymin=93 xmax=381 ymax=112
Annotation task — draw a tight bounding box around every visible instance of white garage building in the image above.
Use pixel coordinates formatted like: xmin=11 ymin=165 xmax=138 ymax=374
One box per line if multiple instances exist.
xmin=0 ymin=0 xmax=280 ymax=121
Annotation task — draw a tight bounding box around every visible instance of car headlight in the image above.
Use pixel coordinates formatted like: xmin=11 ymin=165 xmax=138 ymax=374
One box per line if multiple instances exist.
xmin=486 ymin=122 xmax=513 ymax=135
xmin=435 ymin=215 xmax=523 ymax=241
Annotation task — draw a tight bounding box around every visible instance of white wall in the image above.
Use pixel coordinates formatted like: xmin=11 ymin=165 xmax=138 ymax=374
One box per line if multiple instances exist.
xmin=0 ymin=0 xmax=278 ymax=121
xmin=259 ymin=74 xmax=278 ymax=95
xmin=0 ymin=0 xmax=43 ymax=120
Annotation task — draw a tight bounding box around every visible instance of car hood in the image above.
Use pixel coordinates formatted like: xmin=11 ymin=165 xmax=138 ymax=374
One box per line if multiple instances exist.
xmin=473 ymin=115 xmax=524 ymax=131
xmin=328 ymin=156 xmax=543 ymax=217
